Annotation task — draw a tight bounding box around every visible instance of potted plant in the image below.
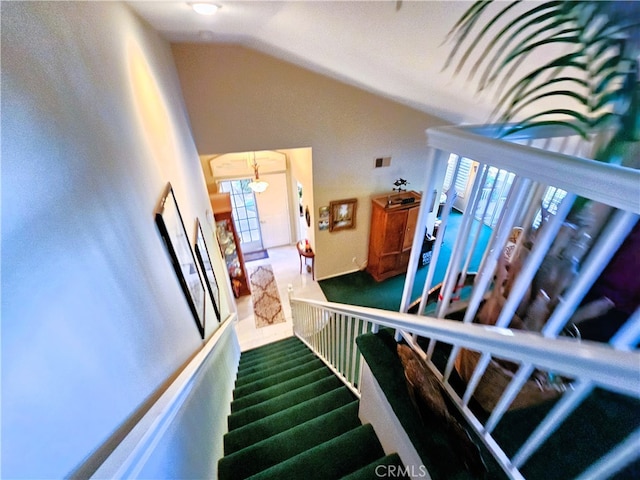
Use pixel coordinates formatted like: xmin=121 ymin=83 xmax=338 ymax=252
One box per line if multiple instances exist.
xmin=445 ymin=0 xmax=639 ymax=165
xmin=444 ymin=1 xmax=640 ymax=339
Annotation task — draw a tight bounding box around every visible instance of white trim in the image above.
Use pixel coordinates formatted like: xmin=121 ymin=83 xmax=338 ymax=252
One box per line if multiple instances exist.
xmin=290 ymin=298 xmax=640 ymax=398
xmin=427 ymin=125 xmax=640 ymax=214
xmin=91 ymin=315 xmax=238 ymax=479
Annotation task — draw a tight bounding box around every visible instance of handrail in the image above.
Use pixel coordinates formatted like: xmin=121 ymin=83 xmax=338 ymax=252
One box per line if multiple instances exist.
xmin=91 ymin=314 xmax=238 ymax=479
xmin=291 ymin=298 xmax=640 ymax=398
xmin=427 ymin=125 xmax=640 ymax=214
xmin=291 ymin=297 xmax=640 ymax=480
xmin=292 ymin=121 xmax=639 ymax=480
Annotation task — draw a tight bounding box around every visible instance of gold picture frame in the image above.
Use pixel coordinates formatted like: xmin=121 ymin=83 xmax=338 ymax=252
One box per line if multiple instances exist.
xmin=329 ymin=198 xmax=357 ymax=232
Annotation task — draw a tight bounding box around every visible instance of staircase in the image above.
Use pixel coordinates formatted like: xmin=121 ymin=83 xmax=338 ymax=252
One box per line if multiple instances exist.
xmin=219 ymin=336 xmax=407 ymax=480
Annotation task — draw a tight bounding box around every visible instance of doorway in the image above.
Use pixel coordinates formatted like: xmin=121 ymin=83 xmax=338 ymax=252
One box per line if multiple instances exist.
xmin=212 ymin=151 xmax=293 ymax=253
xmin=218 ymin=179 xmax=264 ymax=253
xmin=205 ymin=147 xmax=313 ymax=254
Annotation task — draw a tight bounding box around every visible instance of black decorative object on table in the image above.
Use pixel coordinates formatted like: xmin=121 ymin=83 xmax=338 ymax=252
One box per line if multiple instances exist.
xmin=393 ymin=178 xmax=409 ymax=192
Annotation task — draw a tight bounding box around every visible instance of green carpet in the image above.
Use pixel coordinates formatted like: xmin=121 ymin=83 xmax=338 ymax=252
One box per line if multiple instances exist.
xmin=359 ymin=330 xmax=640 ymax=480
xmin=320 ymin=211 xmax=492 ymax=311
xmin=357 ymin=329 xmax=506 ymax=480
xmin=219 ymin=336 xmax=408 ymax=480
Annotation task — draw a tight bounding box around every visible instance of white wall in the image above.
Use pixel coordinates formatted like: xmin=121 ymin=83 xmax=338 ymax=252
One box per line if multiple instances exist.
xmin=2 ymin=3 xmax=236 ymax=478
xmin=288 ymin=147 xmax=315 ymax=246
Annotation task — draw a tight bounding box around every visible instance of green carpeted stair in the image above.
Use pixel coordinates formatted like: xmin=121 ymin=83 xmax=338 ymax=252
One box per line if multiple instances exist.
xmin=219 ymin=336 xmax=407 ymax=480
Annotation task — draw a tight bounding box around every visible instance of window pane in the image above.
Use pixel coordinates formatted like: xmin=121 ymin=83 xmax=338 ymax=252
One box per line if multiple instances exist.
xmin=244 ymin=194 xmax=256 ymax=208
xmin=454 ymin=158 xmax=473 ymax=198
xmin=443 ymin=153 xmax=458 ymax=190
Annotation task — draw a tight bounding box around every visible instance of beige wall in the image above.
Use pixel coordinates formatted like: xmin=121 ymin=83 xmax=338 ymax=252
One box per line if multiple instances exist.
xmin=201 ymin=147 xmax=315 ymax=248
xmin=172 ymin=44 xmax=447 ymax=279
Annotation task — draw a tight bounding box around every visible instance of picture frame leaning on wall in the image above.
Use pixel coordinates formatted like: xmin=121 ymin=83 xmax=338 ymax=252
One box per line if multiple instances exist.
xmin=194 ymin=218 xmax=221 ymax=323
xmin=154 ymin=182 xmax=206 ymax=338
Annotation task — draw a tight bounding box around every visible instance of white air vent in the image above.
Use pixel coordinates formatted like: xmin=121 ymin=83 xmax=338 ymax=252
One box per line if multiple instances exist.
xmin=374 ymin=156 xmax=391 ymax=168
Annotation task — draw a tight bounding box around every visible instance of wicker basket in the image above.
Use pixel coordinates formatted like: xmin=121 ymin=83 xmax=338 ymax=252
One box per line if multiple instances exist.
xmin=454 ymin=348 xmax=562 ymax=412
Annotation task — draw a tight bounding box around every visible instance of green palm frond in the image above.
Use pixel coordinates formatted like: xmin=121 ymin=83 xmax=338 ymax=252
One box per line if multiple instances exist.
xmin=445 ymin=0 xmax=639 ymax=141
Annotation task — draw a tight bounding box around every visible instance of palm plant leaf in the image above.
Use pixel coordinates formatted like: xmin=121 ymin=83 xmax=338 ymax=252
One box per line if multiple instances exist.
xmin=501 ymin=90 xmax=590 ymax=125
xmin=491 ymin=52 xmax=588 ymax=118
xmin=448 ymin=1 xmax=568 ymax=84
xmin=445 ymin=0 xmax=638 ymax=142
xmin=444 ymin=0 xmax=493 ymax=70
xmin=478 ymin=11 xmax=576 ymax=89
xmin=474 ymin=16 xmax=580 ymax=88
xmin=448 ymin=0 xmax=522 ymax=75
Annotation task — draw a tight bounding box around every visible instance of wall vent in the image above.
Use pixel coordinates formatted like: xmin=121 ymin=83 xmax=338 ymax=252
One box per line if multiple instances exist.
xmin=374 ymin=156 xmax=391 ymax=168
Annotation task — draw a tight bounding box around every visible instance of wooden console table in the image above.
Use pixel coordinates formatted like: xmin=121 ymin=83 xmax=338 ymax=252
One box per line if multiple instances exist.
xmin=297 ymin=241 xmax=315 ymax=280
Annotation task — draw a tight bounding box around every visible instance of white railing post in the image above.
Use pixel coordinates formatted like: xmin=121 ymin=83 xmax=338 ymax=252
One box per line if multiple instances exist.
xmin=289 ymin=122 xmax=640 ymax=480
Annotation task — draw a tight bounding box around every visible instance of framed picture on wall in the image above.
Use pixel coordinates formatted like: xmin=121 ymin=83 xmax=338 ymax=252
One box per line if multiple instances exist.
xmin=194 ymin=218 xmax=221 ymax=323
xmin=329 ymin=198 xmax=357 ymax=232
xmin=155 ymin=182 xmax=206 ymax=338
xmin=318 ymin=206 xmax=330 ymax=231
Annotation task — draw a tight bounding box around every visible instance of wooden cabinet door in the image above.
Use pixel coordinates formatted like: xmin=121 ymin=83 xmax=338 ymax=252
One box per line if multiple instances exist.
xmin=402 ymin=207 xmax=419 ymax=250
xmin=381 ymin=209 xmax=408 ymax=254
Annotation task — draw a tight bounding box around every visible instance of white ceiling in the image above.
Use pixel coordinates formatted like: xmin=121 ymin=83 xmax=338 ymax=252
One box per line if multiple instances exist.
xmin=128 ymin=1 xmax=514 ymax=123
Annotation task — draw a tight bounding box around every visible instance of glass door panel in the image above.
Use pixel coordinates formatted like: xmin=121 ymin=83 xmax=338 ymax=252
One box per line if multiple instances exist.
xmin=218 ymin=179 xmax=264 ymax=253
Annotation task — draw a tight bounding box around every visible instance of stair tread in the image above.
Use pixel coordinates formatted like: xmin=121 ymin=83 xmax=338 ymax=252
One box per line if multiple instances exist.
xmin=340 ymin=454 xmax=410 ymax=480
xmin=224 ymin=386 xmax=356 ymax=454
xmin=228 ymin=374 xmax=342 ymax=430
xmin=238 ymin=346 xmax=311 ymax=372
xmin=239 ymin=344 xmax=309 ymax=367
xmin=219 ymin=402 xmax=361 ymax=480
xmin=245 ymin=424 xmax=385 ymax=480
xmin=231 ymin=365 xmax=332 ymax=413
xmin=240 ymin=336 xmax=299 ymax=355
xmin=236 ymin=349 xmax=315 ymax=384
xmin=234 ymin=353 xmax=323 ymax=394
xmin=234 ymin=360 xmax=326 ymax=399
xmin=231 ymin=365 xmax=333 ymax=414
xmin=239 ymin=341 xmax=307 ymax=366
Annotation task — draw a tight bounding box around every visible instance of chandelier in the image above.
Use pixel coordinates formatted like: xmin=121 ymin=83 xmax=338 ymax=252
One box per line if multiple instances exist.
xmin=247 ymin=153 xmax=269 ymax=193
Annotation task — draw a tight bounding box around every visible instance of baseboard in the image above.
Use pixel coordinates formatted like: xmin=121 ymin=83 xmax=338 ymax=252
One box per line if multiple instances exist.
xmin=316 ymin=266 xmax=365 ymax=282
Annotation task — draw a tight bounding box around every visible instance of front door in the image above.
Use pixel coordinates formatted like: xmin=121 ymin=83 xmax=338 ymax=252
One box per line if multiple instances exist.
xmin=255 ymin=172 xmax=291 ymax=248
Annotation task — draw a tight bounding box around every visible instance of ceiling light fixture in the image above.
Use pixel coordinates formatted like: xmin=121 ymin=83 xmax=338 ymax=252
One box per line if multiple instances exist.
xmin=247 ymin=153 xmax=269 ymax=193
xmin=190 ymin=3 xmax=220 ymax=15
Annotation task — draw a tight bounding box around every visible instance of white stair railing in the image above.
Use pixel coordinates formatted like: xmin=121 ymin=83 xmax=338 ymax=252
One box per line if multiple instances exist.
xmin=290 ymin=298 xmax=640 ymax=480
xmin=293 ymin=123 xmax=639 ymax=480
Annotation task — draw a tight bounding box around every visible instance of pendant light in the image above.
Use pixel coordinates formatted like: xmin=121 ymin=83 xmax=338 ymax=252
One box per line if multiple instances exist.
xmin=248 ymin=153 xmax=269 ymax=193
xmin=190 ymin=3 xmax=220 ymax=15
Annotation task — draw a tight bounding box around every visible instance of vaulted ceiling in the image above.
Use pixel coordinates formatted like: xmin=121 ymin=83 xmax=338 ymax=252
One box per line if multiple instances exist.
xmin=128 ymin=1 xmax=504 ymax=124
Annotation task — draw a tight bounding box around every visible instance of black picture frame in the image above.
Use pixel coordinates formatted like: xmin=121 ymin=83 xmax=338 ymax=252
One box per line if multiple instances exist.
xmin=155 ymin=183 xmax=205 ymax=338
xmin=194 ymin=218 xmax=221 ymax=323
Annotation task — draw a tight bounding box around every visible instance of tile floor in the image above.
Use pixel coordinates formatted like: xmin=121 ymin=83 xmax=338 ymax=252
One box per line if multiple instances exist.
xmin=234 ymin=244 xmax=327 ymax=352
